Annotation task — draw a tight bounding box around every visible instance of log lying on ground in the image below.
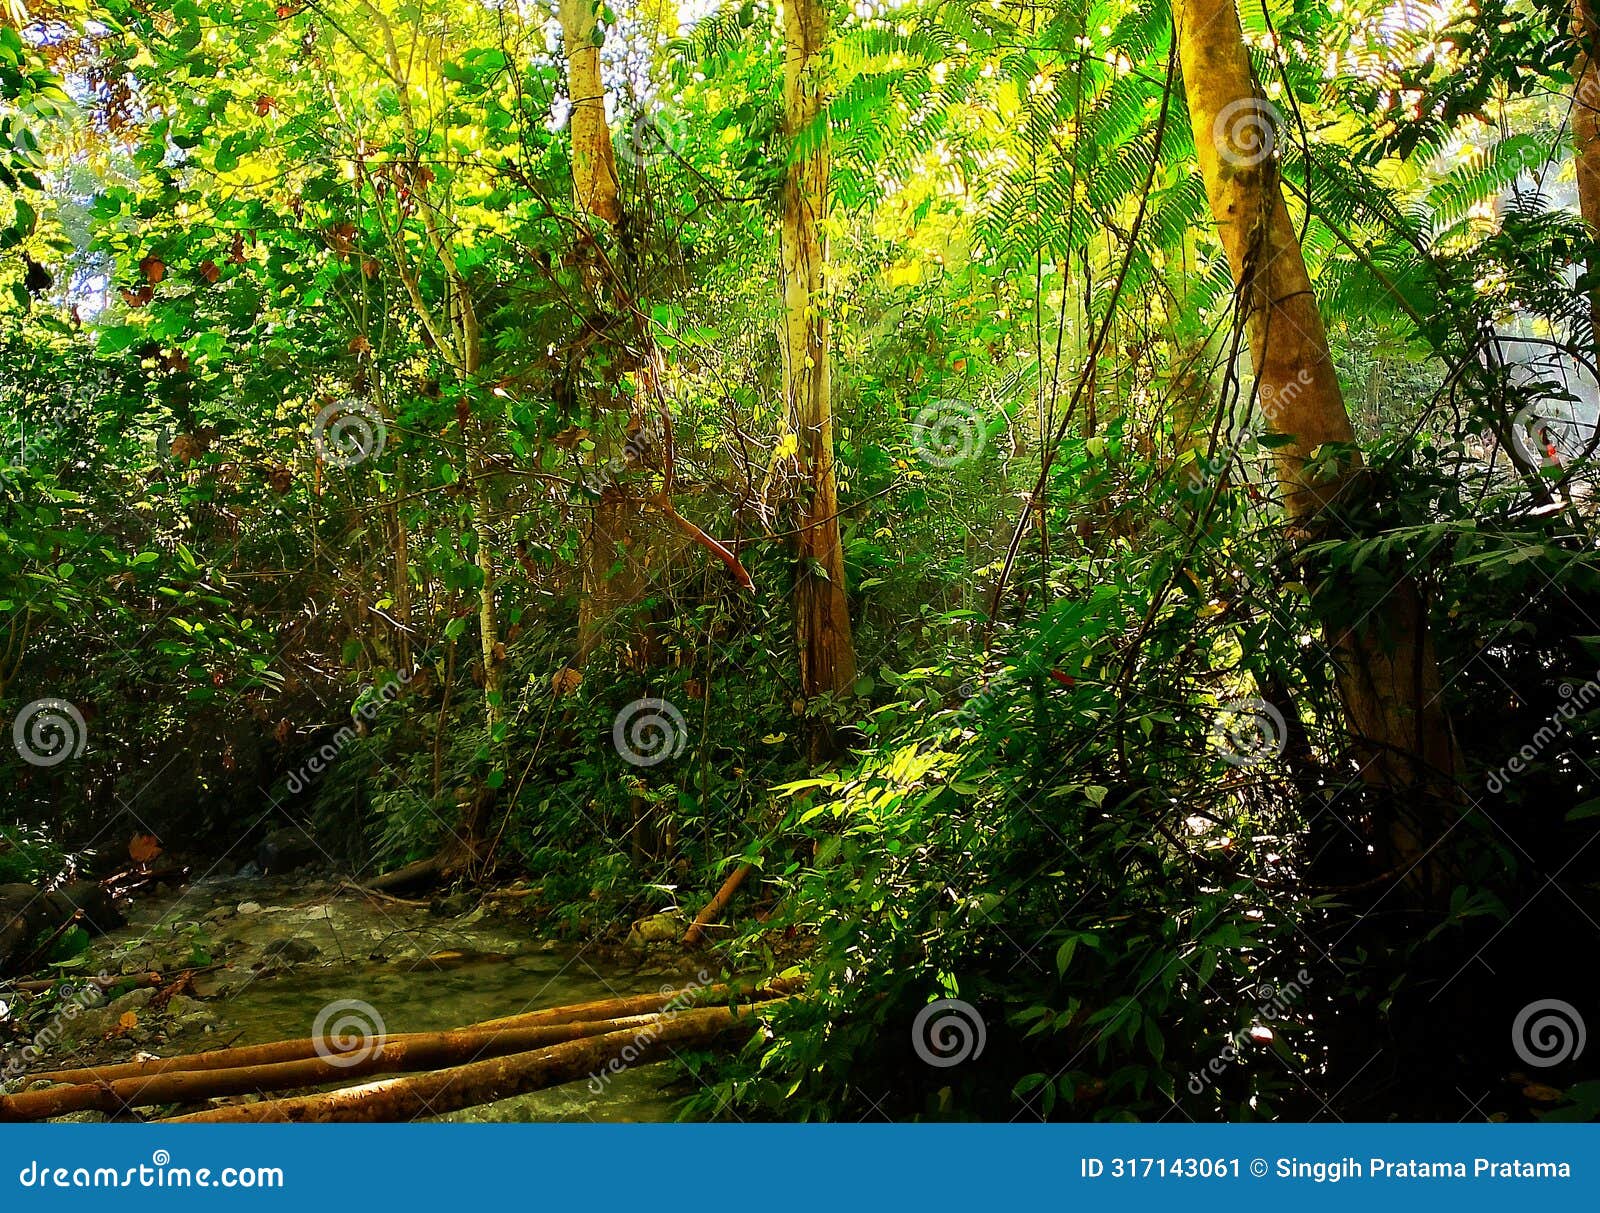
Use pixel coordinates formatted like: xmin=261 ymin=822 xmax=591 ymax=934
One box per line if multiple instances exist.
xmin=363 ymin=856 xmax=447 ymax=894
xmin=27 ymin=977 xmax=800 ymax=1087
xmin=468 ymin=976 xmax=799 ymax=1029
xmin=3 ymin=971 xmax=161 ymax=996
xmin=160 ymin=1001 xmax=779 ymax=1123
xmin=0 ymin=1013 xmax=669 ymax=1122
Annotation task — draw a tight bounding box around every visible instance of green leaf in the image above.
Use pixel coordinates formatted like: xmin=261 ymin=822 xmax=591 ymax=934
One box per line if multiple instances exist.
xmin=1566 ymin=798 xmax=1600 ymax=823
xmin=1055 ymin=936 xmax=1078 ymax=977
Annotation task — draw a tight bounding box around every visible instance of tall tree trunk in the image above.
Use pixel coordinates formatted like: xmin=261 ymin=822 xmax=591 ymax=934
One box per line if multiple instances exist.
xmin=781 ymin=0 xmax=855 ymax=717
xmin=1574 ymin=0 xmax=1600 ymax=345
xmin=457 ymin=292 xmax=503 ymax=735
xmin=1174 ymin=0 xmax=1458 ymax=868
xmin=561 ymin=0 xmax=646 ymax=665
xmin=562 ymin=0 xmax=623 ymax=231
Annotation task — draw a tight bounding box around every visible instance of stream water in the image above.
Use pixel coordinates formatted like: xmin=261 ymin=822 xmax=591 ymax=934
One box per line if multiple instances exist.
xmin=18 ymin=875 xmax=703 ymax=1122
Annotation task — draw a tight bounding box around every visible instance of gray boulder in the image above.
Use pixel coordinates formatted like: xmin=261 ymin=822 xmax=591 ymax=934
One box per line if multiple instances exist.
xmin=255 ymin=828 xmax=322 ymax=875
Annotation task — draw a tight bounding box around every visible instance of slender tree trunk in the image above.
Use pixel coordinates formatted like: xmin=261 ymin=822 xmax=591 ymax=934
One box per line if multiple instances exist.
xmin=1574 ymin=0 xmax=1600 ymax=345
xmin=560 ymin=0 xmax=647 ymax=665
xmin=781 ymin=0 xmax=855 ymax=715
xmin=1174 ymin=0 xmax=1458 ymax=865
xmin=561 ymin=0 xmax=622 ymax=230
xmin=458 ymin=302 xmax=503 ymax=735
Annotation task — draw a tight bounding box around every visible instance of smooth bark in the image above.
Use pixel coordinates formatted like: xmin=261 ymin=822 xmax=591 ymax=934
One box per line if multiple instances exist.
xmin=1575 ymin=0 xmax=1600 ymax=345
xmin=0 ymin=1014 xmax=669 ymax=1121
xmin=158 ymin=1002 xmax=776 ymax=1123
xmin=781 ymin=0 xmax=855 ymax=708
xmin=1174 ymin=0 xmax=1459 ymax=855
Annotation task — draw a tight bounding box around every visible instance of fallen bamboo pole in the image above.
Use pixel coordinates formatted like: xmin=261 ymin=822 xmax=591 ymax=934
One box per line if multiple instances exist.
xmin=25 ymin=976 xmax=799 ymax=1087
xmin=0 ymin=1012 xmax=670 ymax=1122
xmin=159 ymin=1001 xmax=779 ymax=1123
xmin=683 ymin=863 xmax=753 ymax=947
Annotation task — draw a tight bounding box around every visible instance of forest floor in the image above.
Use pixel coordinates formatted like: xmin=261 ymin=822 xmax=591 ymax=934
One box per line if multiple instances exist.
xmin=1 ymin=872 xmax=719 ymax=1121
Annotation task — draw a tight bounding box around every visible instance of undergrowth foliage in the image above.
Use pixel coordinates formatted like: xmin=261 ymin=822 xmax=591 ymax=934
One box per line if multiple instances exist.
xmin=1 ymin=0 xmax=1598 ymax=1123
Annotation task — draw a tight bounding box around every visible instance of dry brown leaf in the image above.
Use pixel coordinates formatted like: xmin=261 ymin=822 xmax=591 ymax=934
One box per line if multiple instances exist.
xmin=129 ymin=832 xmax=162 ymax=864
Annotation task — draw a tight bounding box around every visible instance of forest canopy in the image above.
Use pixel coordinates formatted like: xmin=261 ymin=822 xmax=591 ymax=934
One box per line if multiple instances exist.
xmin=1 ymin=0 xmax=1599 ymax=1123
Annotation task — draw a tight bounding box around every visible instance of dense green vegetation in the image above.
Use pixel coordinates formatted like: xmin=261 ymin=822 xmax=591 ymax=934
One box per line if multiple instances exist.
xmin=3 ymin=0 xmax=1600 ymax=1121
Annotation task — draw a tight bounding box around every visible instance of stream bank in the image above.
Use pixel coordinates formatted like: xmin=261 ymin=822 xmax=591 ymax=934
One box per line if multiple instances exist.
xmin=1 ymin=873 xmax=715 ymax=1122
